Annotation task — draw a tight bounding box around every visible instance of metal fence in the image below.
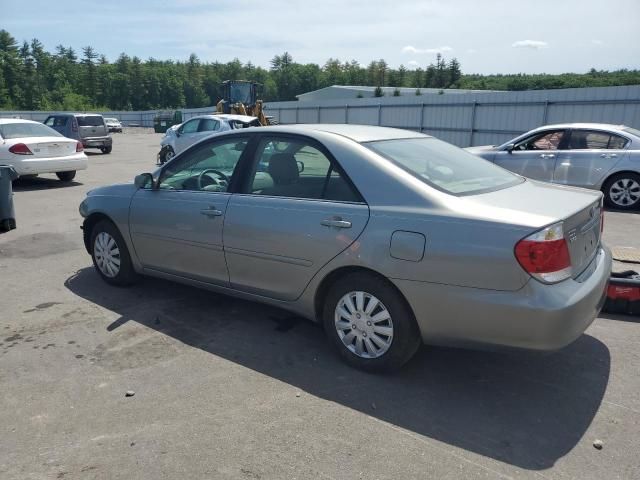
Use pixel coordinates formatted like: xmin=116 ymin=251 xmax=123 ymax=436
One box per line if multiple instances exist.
xmin=1 ymin=86 xmax=638 ymax=147
xmin=264 ymin=85 xmax=640 ymax=147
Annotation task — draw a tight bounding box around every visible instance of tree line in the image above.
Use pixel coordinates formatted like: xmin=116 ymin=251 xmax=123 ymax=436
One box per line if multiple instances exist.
xmin=0 ymin=29 xmax=638 ymax=111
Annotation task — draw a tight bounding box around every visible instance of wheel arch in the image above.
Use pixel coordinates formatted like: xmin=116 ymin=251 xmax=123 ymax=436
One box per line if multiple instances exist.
xmin=600 ymin=169 xmax=640 ymax=191
xmin=82 ymin=212 xmax=115 ymax=254
xmin=313 ymin=265 xmax=417 ymax=327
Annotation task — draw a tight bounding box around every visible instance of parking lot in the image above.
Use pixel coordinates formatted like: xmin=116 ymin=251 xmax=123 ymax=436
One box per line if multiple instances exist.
xmin=1 ymin=132 xmax=640 ymax=479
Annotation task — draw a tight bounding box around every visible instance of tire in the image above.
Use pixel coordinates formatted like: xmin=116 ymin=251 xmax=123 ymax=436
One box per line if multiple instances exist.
xmin=101 ymin=146 xmax=112 ymax=154
xmin=56 ymin=171 xmax=76 ymax=182
xmin=322 ymin=272 xmax=421 ymax=372
xmin=602 ymin=172 xmax=640 ymax=210
xmin=160 ymin=146 xmax=175 ymax=164
xmin=90 ymin=220 xmax=139 ymax=286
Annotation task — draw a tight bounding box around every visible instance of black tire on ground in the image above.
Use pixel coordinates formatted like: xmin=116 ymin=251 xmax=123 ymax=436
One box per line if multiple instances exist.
xmin=602 ymin=172 xmax=640 ymax=210
xmin=322 ymin=272 xmax=421 ymax=372
xmin=101 ymin=146 xmax=113 ymax=154
xmin=56 ymin=171 xmax=76 ymax=182
xmin=90 ymin=219 xmax=139 ymax=286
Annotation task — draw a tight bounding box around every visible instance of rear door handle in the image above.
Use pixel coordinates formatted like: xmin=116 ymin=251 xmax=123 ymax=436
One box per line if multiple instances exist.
xmin=600 ymin=153 xmax=617 ymax=158
xmin=321 ymin=217 xmax=352 ymax=229
xmin=540 ymin=153 xmax=555 ymax=159
xmin=200 ymin=207 xmax=223 ymax=217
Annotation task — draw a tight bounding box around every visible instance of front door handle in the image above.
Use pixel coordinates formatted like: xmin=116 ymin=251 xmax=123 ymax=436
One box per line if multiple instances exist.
xmin=600 ymin=153 xmax=618 ymax=158
xmin=321 ymin=217 xmax=352 ymax=229
xmin=540 ymin=153 xmax=555 ymax=159
xmin=200 ymin=207 xmax=223 ymax=217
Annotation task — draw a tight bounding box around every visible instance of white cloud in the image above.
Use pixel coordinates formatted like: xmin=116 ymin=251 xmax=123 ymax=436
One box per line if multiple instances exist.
xmin=592 ymin=39 xmax=604 ymax=45
xmin=407 ymin=60 xmax=420 ymax=67
xmin=402 ymin=45 xmax=453 ymax=55
xmin=512 ymin=40 xmax=548 ymax=49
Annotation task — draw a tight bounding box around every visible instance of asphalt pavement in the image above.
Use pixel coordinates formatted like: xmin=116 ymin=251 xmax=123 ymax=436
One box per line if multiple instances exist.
xmin=1 ymin=132 xmax=639 ymax=480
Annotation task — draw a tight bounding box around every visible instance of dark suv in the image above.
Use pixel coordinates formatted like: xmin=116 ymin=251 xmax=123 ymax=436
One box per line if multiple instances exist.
xmin=44 ymin=113 xmax=113 ymax=154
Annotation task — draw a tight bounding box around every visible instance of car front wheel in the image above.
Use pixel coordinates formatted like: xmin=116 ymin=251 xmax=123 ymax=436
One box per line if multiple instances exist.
xmin=90 ymin=220 xmax=138 ymax=286
xmin=603 ymin=173 xmax=640 ymax=210
xmin=101 ymin=146 xmax=112 ymax=154
xmin=323 ymin=272 xmax=421 ymax=372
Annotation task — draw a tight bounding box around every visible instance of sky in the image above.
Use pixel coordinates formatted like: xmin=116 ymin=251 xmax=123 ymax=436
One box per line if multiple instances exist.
xmin=3 ymin=0 xmax=639 ymax=74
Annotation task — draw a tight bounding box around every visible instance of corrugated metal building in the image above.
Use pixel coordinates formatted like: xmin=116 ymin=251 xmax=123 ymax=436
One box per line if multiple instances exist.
xmin=296 ymin=85 xmax=500 ymax=102
xmin=266 ymin=85 xmax=640 ymax=147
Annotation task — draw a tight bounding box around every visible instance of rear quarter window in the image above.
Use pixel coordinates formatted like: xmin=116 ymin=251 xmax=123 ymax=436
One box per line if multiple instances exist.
xmin=76 ymin=115 xmax=105 ymax=127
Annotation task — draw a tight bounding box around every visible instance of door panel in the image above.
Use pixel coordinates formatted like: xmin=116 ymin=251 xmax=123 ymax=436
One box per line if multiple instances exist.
xmin=554 ymin=130 xmax=629 ymax=188
xmin=224 ymin=195 xmax=369 ymax=300
xmin=129 ymin=190 xmax=231 ymax=285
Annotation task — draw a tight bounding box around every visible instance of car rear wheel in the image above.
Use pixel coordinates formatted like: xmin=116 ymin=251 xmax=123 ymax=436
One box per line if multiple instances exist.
xmin=90 ymin=220 xmax=138 ymax=286
xmin=603 ymin=173 xmax=640 ymax=210
xmin=56 ymin=171 xmax=76 ymax=182
xmin=101 ymin=146 xmax=112 ymax=154
xmin=163 ymin=147 xmax=175 ymax=164
xmin=323 ymin=272 xmax=421 ymax=372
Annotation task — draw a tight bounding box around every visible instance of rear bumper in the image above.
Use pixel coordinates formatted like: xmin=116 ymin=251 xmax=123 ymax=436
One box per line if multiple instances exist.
xmin=82 ymin=136 xmax=112 ymax=148
xmin=12 ymin=153 xmax=88 ymax=176
xmin=393 ymin=245 xmax=612 ymax=350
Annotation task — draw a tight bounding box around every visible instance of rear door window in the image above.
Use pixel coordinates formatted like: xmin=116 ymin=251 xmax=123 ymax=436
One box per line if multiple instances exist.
xmin=76 ymin=115 xmax=104 ymax=127
xmin=198 ymin=118 xmax=219 ymax=132
xmin=568 ymin=130 xmax=629 ymax=150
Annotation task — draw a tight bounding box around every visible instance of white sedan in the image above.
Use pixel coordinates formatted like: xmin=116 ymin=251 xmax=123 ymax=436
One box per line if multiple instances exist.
xmin=0 ymin=119 xmax=88 ymax=182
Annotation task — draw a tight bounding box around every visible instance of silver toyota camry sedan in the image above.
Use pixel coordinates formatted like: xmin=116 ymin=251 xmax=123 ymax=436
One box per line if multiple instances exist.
xmin=466 ymin=123 xmax=640 ymax=210
xmin=79 ymin=125 xmax=611 ymax=372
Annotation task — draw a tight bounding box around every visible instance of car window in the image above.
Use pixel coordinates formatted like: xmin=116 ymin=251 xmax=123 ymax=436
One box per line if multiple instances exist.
xmin=0 ymin=122 xmax=63 ymax=139
xmin=158 ymin=137 xmax=249 ymax=192
xmin=180 ymin=119 xmax=200 ymax=134
xmin=514 ymin=130 xmax=565 ymax=151
xmin=76 ymin=115 xmax=104 ymax=127
xmin=247 ymin=137 xmax=362 ymax=202
xmin=198 ymin=118 xmax=219 ymax=132
xmin=44 ymin=116 xmax=68 ymax=127
xmin=366 ymin=137 xmax=523 ymax=196
xmin=568 ymin=130 xmax=629 ymax=150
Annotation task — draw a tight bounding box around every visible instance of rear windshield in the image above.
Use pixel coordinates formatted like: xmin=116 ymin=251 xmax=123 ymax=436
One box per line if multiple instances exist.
xmin=365 ymin=137 xmax=523 ymax=195
xmin=0 ymin=122 xmax=62 ymax=139
xmin=623 ymin=127 xmax=640 ymax=138
xmin=77 ymin=115 xmax=104 ymax=127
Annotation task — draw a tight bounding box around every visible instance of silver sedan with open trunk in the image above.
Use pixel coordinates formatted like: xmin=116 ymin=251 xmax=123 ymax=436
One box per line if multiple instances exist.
xmin=79 ymin=125 xmax=611 ymax=371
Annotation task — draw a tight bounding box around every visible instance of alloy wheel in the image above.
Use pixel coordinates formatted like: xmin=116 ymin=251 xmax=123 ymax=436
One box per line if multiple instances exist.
xmin=609 ymin=178 xmax=640 ymax=207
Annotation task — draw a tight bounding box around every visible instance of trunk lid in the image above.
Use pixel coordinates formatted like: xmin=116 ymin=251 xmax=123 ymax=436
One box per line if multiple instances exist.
xmin=23 ymin=137 xmax=78 ymax=158
xmin=77 ymin=115 xmax=108 ymax=138
xmin=464 ymin=179 xmax=603 ymax=278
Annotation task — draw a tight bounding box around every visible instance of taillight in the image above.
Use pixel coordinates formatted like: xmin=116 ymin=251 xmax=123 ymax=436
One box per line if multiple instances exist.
xmin=72 ymin=119 xmax=78 ymax=132
xmin=9 ymin=143 xmax=33 ymax=155
xmin=76 ymin=142 xmax=84 ymax=152
xmin=515 ymin=222 xmax=572 ymax=284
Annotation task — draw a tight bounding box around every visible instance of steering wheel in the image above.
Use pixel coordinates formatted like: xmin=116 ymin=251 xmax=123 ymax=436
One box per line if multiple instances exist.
xmin=197 ymin=169 xmax=229 ymax=190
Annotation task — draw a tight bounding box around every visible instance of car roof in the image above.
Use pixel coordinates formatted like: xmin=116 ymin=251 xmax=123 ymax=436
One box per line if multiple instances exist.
xmin=532 ymin=123 xmax=629 ymax=132
xmin=254 ymin=124 xmax=430 ymax=143
xmin=189 ymin=114 xmax=258 ymax=122
xmin=0 ymin=118 xmax=39 ymax=125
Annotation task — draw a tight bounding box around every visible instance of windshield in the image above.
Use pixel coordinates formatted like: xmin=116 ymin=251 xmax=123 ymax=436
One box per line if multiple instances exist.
xmin=0 ymin=122 xmax=62 ymax=139
xmin=229 ymin=83 xmax=253 ymax=105
xmin=77 ymin=115 xmax=104 ymax=127
xmin=365 ymin=137 xmax=523 ymax=195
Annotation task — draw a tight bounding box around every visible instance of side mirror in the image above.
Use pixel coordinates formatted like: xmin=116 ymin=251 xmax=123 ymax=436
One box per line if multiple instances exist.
xmin=175 ymin=129 xmax=181 ymax=137
xmin=134 ymin=173 xmax=154 ymax=189
xmin=505 ymin=143 xmax=515 ymax=153
xmin=297 ymin=160 xmax=305 ymax=173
